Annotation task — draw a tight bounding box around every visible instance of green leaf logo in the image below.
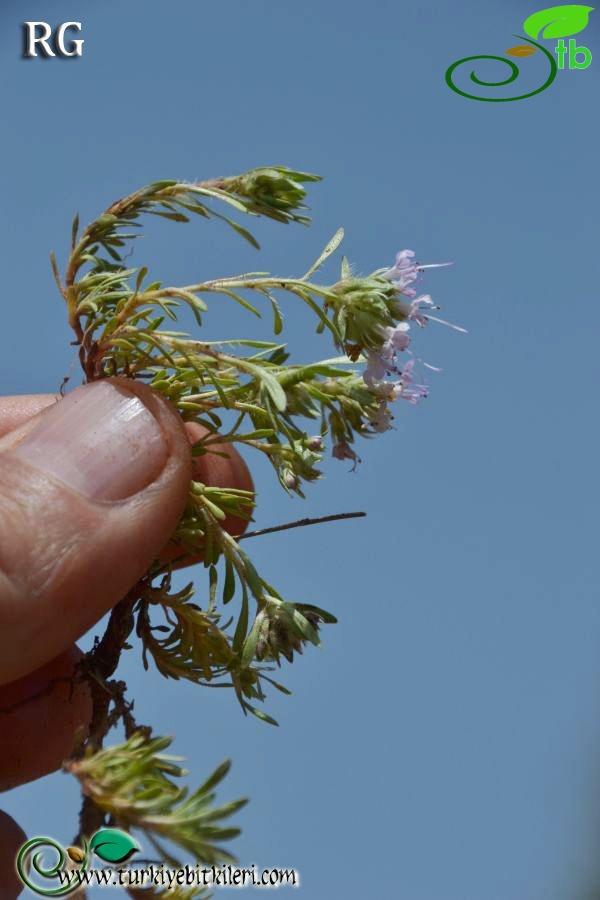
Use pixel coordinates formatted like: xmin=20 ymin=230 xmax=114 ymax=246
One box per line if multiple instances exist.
xmin=523 ymin=4 xmax=594 ymax=39
xmin=90 ymin=828 xmax=139 ymax=864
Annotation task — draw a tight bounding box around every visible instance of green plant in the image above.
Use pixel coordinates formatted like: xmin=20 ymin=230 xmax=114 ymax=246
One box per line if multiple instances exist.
xmin=47 ymin=165 xmax=460 ymax=896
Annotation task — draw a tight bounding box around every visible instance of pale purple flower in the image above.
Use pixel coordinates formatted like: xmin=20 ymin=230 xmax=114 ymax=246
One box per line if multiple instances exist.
xmin=404 ymin=294 xmax=467 ymax=333
xmin=384 ymin=248 xmax=465 ymax=333
xmin=359 ymin=248 xmax=462 ymax=421
xmin=406 ymin=294 xmax=436 ymax=328
xmin=385 ymin=322 xmax=411 ymax=351
xmin=364 ymin=350 xmax=389 ymax=385
xmin=382 ymin=249 xmax=419 ymax=297
xmin=363 ymin=323 xmax=411 ymax=389
xmin=383 ymin=249 xmax=460 ymax=322
xmin=392 ymin=359 xmax=429 ymax=405
xmin=369 ymin=402 xmax=394 ymax=432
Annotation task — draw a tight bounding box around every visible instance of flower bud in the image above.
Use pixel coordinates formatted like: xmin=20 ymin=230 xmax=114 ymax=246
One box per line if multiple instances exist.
xmin=283 ymin=471 xmax=299 ymax=490
xmin=251 ymin=600 xmax=333 ymax=665
xmin=219 ymin=167 xmax=320 ymax=224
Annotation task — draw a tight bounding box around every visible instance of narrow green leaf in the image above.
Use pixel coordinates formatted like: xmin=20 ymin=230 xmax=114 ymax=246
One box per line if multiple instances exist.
xmin=246 ymin=704 xmax=279 ymax=727
xmin=71 ymin=212 xmax=80 ymax=250
xmin=291 ymin=609 xmax=320 ymax=645
xmin=209 ymin=565 xmax=218 ymax=607
xmin=263 ymin=291 xmax=284 ymax=335
xmin=147 ymin=180 xmax=178 ymax=190
xmin=135 ymin=266 xmax=148 ymax=291
xmin=188 ymin=185 xmax=249 ymax=213
xmin=303 ymin=227 xmax=344 ymax=279
xmin=146 ymin=210 xmax=190 ymax=223
xmin=195 ymin=759 xmax=233 ymax=796
xmin=237 ymin=548 xmax=265 ymax=598
xmin=232 ymin=583 xmax=249 ymax=651
xmin=261 ymin=675 xmax=292 ymax=695
xmin=256 ymin=369 xmax=287 ymax=411
xmin=295 ymin=289 xmax=339 ymax=341
xmin=241 ymin=615 xmax=263 ymax=668
xmin=209 ymin=210 xmax=260 ymax=249
xmin=223 ymin=559 xmax=236 ymax=604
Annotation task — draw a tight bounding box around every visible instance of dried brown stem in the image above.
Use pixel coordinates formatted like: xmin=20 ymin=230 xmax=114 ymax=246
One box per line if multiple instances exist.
xmin=237 ymin=510 xmax=366 ymax=541
xmin=72 ymin=588 xmax=144 ymax=843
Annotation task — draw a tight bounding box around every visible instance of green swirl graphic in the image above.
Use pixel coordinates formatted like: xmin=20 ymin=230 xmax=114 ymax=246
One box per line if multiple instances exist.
xmin=16 ymin=837 xmax=89 ymax=897
xmin=445 ymin=36 xmax=557 ymax=101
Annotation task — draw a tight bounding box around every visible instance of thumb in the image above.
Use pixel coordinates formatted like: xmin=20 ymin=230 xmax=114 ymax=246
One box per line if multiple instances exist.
xmin=0 ymin=378 xmax=192 ymax=685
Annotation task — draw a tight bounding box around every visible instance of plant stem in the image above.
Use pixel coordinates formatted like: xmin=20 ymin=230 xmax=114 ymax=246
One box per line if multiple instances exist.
xmin=73 ymin=589 xmax=143 ymax=842
xmin=238 ymin=510 xmax=366 ymax=540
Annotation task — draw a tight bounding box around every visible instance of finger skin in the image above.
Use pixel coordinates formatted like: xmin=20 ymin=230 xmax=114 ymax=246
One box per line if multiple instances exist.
xmin=0 ymin=394 xmax=58 ymax=438
xmin=0 ymin=647 xmax=92 ymax=792
xmin=159 ymin=422 xmax=255 ymax=568
xmin=187 ymin=422 xmax=254 ymax=538
xmin=0 ymin=395 xmax=256 ymax=565
xmin=0 ymin=394 xmax=254 ymax=797
xmin=0 ymin=380 xmax=192 ymax=685
xmin=0 ymin=810 xmax=26 ymax=898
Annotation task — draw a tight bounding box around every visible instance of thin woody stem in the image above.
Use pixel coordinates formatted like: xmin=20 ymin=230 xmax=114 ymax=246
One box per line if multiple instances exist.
xmin=237 ymin=510 xmax=366 ymax=541
xmin=148 ymin=511 xmax=367 ymax=578
xmin=73 ymin=589 xmax=145 ymax=843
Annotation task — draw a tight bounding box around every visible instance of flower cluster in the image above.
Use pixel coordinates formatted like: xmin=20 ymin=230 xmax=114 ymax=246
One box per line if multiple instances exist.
xmin=356 ymin=249 xmax=464 ymax=434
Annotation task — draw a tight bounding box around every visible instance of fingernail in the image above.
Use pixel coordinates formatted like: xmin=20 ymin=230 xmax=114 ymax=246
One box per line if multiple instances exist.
xmin=13 ymin=381 xmax=168 ymax=500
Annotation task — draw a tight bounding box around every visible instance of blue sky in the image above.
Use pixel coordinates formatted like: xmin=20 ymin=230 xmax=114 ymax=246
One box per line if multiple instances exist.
xmin=1 ymin=1 xmax=600 ymax=898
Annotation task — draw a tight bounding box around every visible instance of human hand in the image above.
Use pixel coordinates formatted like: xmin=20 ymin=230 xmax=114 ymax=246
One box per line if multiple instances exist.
xmin=0 ymin=380 xmax=252 ymax=890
